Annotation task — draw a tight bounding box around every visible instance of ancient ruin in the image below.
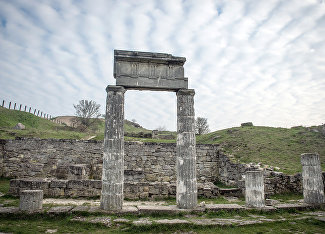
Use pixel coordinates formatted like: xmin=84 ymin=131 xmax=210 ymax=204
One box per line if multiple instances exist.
xmin=100 ymin=50 xmax=197 ymax=210
xmin=19 ymin=190 xmax=43 ymax=212
xmin=245 ymin=171 xmax=265 ymax=208
xmin=301 ymin=153 xmax=325 ymax=204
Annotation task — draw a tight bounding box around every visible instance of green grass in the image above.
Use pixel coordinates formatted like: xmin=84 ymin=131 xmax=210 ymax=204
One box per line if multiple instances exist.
xmin=197 ymin=125 xmax=325 ymax=174
xmin=0 ymin=178 xmax=10 ymax=194
xmin=0 ymin=107 xmax=150 ymax=140
xmin=0 ymin=211 xmax=324 ymax=233
xmin=127 ymin=219 xmax=325 ymax=234
xmin=0 ymin=107 xmax=88 ymax=139
xmin=269 ymin=193 xmax=303 ymax=203
xmin=0 ymin=178 xmax=19 ymax=207
xmin=124 ymin=120 xmax=151 ymax=134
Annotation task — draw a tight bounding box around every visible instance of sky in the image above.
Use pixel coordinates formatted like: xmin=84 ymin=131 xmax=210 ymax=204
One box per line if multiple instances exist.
xmin=0 ymin=0 xmax=324 ymax=131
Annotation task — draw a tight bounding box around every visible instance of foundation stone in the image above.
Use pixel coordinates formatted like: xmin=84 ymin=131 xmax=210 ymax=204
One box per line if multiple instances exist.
xmin=19 ymin=190 xmax=43 ymax=212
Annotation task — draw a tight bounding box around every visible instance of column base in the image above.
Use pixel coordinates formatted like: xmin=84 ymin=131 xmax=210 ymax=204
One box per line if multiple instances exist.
xmin=177 ymin=192 xmax=197 ymax=209
xmin=100 ymin=194 xmax=123 ymax=210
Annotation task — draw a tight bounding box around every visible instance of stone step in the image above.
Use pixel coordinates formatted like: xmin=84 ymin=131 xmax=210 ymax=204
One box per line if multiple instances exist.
xmin=1 ymin=203 xmax=323 ymax=215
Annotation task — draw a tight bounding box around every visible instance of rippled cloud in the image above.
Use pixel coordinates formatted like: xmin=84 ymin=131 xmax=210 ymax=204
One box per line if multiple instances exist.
xmin=0 ymin=0 xmax=324 ymax=131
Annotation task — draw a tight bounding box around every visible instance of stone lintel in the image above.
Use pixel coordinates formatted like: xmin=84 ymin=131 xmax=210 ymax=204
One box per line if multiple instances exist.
xmin=106 ymin=85 xmax=126 ymax=93
xmin=114 ymin=50 xmax=186 ymax=65
xmin=177 ymin=89 xmax=195 ymax=96
xmin=114 ymin=50 xmax=188 ymax=91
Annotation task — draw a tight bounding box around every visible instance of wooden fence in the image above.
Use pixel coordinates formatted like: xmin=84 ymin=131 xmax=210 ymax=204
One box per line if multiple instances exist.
xmin=1 ymin=99 xmax=63 ymax=124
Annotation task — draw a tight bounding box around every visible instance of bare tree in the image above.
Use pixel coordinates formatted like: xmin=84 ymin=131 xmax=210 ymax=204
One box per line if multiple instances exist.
xmin=195 ymin=117 xmax=210 ymax=135
xmin=73 ymin=100 xmax=101 ymax=128
xmin=157 ymin=126 xmax=167 ymax=131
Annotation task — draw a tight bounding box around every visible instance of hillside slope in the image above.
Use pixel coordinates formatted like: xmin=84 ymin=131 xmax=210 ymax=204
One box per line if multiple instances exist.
xmin=0 ymin=107 xmax=150 ymax=140
xmin=0 ymin=107 xmax=88 ymax=139
xmin=197 ymin=125 xmax=325 ymax=174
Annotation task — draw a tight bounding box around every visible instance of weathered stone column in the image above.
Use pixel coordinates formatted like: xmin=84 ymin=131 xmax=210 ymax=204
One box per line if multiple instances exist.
xmin=301 ymin=153 xmax=325 ymax=205
xmin=19 ymin=190 xmax=43 ymax=212
xmin=245 ymin=171 xmax=265 ymax=208
xmin=100 ymin=85 xmax=125 ymax=210
xmin=176 ymin=89 xmax=197 ymax=209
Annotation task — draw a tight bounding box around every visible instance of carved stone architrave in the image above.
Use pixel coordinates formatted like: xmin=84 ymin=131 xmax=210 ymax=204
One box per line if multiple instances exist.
xmin=114 ymin=50 xmax=188 ymax=91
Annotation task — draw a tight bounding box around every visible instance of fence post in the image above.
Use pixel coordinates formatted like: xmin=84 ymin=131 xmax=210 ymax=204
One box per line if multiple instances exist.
xmin=9 ymin=102 xmax=11 ymax=109
xmin=19 ymin=104 xmax=22 ymax=111
xmin=41 ymin=112 xmax=43 ymax=118
xmin=33 ymin=109 xmax=36 ymax=115
xmin=14 ymin=103 xmax=16 ymax=110
xmin=24 ymin=106 xmax=27 ymax=112
xmin=29 ymin=107 xmax=31 ymax=113
xmin=1 ymin=100 xmax=4 ymax=107
xmin=37 ymin=110 xmax=40 ymax=116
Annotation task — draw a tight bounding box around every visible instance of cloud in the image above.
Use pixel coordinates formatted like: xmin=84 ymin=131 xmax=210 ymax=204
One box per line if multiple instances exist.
xmin=0 ymin=0 xmax=324 ymax=131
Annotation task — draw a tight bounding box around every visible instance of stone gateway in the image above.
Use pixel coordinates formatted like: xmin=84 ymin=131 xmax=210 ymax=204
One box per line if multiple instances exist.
xmin=100 ymin=50 xmax=197 ymax=210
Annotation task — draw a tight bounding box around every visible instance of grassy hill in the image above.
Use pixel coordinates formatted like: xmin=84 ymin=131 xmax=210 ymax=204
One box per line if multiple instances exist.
xmin=197 ymin=125 xmax=325 ymax=174
xmin=1 ymin=106 xmax=324 ymax=174
xmin=0 ymin=107 xmax=150 ymax=140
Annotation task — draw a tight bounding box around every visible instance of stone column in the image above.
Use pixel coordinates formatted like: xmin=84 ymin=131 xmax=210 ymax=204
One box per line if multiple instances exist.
xmin=245 ymin=171 xmax=265 ymax=208
xmin=100 ymin=85 xmax=125 ymax=210
xmin=19 ymin=190 xmax=43 ymax=212
xmin=176 ymin=89 xmax=197 ymax=209
xmin=301 ymin=153 xmax=325 ymax=205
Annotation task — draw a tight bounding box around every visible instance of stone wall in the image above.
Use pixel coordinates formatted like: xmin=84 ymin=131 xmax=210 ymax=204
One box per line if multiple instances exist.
xmin=0 ymin=139 xmax=218 ymax=185
xmin=9 ymin=178 xmax=241 ymax=199
xmin=1 ymin=138 xmax=324 ymax=196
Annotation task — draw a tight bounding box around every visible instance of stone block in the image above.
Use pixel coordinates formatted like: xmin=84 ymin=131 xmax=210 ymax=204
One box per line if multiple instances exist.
xmin=114 ymin=50 xmax=187 ymax=91
xmin=301 ymin=153 xmax=325 ymax=205
xmin=19 ymin=179 xmax=49 ymax=190
xmin=205 ymin=204 xmax=245 ymax=211
xmin=156 ymin=219 xmax=190 ymax=224
xmin=49 ymin=180 xmax=67 ymax=188
xmin=245 ymin=171 xmax=265 ymax=208
xmin=47 ymin=206 xmax=73 ymax=214
xmin=19 ymin=190 xmax=43 ymax=212
xmin=13 ymin=123 xmax=25 ymax=130
xmin=8 ymin=187 xmax=20 ymax=196
xmin=68 ymin=164 xmax=88 ymax=180
xmin=139 ymin=192 xmax=149 ymax=199
xmin=145 ymin=174 xmax=157 ymax=182
xmin=48 ymin=188 xmax=65 ymax=197
xmin=71 ymin=206 xmax=90 ymax=212
xmin=138 ymin=205 xmax=180 ymax=214
xmin=275 ymin=203 xmax=314 ymax=210
xmin=241 ymin=122 xmax=253 ymax=127
xmin=9 ymin=179 xmax=20 ymax=188
xmin=89 ymin=180 xmax=102 ymax=189
xmin=67 ymin=180 xmax=91 ymax=189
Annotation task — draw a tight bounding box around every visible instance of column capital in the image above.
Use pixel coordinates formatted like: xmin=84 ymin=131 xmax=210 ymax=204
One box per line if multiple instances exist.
xmin=106 ymin=85 xmax=126 ymax=93
xmin=177 ymin=89 xmax=195 ymax=96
